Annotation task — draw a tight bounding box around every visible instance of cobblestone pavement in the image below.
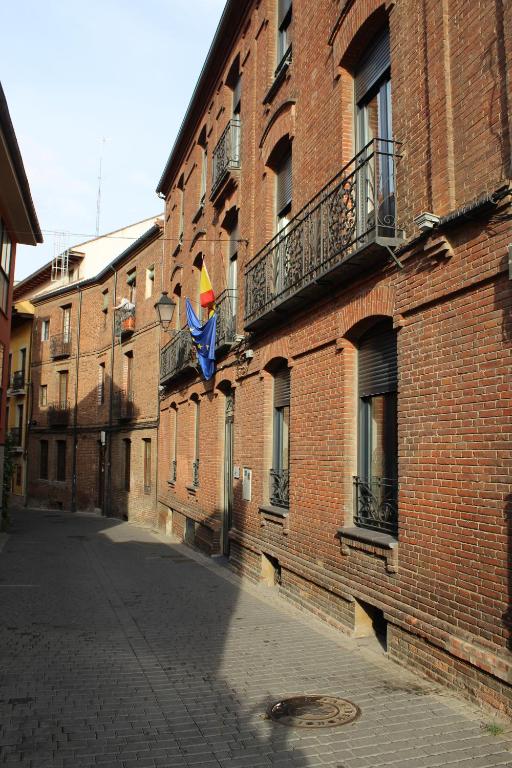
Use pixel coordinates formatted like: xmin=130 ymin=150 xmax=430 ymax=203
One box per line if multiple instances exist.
xmin=0 ymin=510 xmax=511 ymax=768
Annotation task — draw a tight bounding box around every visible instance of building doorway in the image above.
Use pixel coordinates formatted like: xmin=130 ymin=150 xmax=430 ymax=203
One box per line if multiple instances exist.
xmin=222 ymin=389 xmax=234 ymax=555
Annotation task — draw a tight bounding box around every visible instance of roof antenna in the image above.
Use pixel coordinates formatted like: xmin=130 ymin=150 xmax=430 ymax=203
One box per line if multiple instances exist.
xmin=95 ymin=137 xmax=109 ymax=236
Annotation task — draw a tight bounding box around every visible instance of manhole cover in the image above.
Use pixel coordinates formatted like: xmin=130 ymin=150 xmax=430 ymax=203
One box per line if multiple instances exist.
xmin=268 ymin=695 xmax=360 ymax=728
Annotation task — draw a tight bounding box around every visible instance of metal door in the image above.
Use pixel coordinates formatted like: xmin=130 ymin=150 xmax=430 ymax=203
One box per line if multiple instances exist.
xmin=222 ymin=391 xmax=234 ymax=555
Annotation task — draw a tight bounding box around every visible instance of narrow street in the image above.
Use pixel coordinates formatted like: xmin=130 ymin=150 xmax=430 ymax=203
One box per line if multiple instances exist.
xmin=0 ymin=510 xmax=510 ymax=768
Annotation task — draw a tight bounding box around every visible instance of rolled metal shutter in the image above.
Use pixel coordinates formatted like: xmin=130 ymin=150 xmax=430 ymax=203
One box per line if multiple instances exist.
xmin=274 ymin=366 xmax=290 ymax=407
xmin=276 ymin=152 xmax=292 ymax=215
xmin=355 ymin=31 xmax=390 ymax=104
xmin=358 ymin=323 xmax=397 ymax=397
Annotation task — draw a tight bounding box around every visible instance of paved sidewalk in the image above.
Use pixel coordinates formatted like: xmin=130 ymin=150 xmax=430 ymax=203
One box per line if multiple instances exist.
xmin=0 ymin=510 xmax=510 ymax=768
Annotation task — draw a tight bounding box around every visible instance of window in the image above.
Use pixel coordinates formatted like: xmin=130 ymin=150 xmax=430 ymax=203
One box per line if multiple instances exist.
xmin=145 ymin=266 xmax=155 ymax=299
xmin=277 ymin=0 xmax=292 ymax=67
xmin=20 ymin=348 xmax=26 ymax=379
xmin=355 ymin=319 xmax=398 ymax=535
xmin=228 ymin=215 xmax=239 ymax=326
xmin=123 ymin=439 xmax=131 ymax=491
xmin=58 ymin=370 xmax=69 ymax=407
xmin=41 ymin=319 xmax=50 ymax=341
xmin=127 ymin=269 xmax=136 ymax=304
xmin=271 ymin=365 xmax=290 ymax=508
xmin=124 ymin=351 xmax=133 ymax=398
xmin=56 ymin=440 xmax=66 ymax=481
xmin=16 ymin=403 xmax=23 ymax=432
xmin=178 ymin=175 xmax=185 ymax=242
xmin=274 ymin=146 xmax=292 ymax=293
xmin=40 ymin=440 xmax=49 ymax=480
xmin=40 ymin=384 xmax=48 ymax=406
xmin=143 ymin=439 xmax=152 ymax=493
xmin=192 ymin=397 xmax=200 ymax=488
xmin=98 ymin=362 xmax=105 ymax=405
xmin=170 ymin=405 xmax=178 ymax=483
xmin=0 ymin=220 xmax=12 ymax=314
xmin=7 ymin=352 xmax=11 ymax=386
xmin=198 ymin=127 xmax=208 ymax=206
xmin=62 ymin=306 xmax=71 ymax=343
xmin=173 ymin=285 xmax=182 ymax=331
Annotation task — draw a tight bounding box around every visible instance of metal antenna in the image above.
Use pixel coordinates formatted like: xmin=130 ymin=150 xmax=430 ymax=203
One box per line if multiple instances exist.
xmin=95 ymin=137 xmax=109 ymax=236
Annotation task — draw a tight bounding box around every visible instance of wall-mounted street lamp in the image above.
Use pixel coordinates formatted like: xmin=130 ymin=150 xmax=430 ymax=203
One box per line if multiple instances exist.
xmin=154 ymin=291 xmax=176 ymax=332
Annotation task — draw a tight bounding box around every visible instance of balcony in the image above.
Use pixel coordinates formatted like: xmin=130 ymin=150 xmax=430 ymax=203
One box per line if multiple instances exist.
xmin=244 ymin=138 xmax=404 ymax=330
xmin=115 ymin=305 xmax=136 ymax=338
xmin=210 ymin=117 xmax=241 ymax=201
xmin=50 ymin=333 xmax=71 ymax=359
xmin=216 ymin=289 xmax=238 ymax=352
xmin=8 ymin=427 xmax=22 ymax=452
xmin=353 ymin=475 xmax=398 ymax=536
xmin=8 ymin=370 xmax=25 ymax=394
xmin=160 ymin=326 xmax=196 ymax=384
xmin=269 ymin=468 xmax=289 ymax=509
xmin=113 ymin=390 xmax=135 ymax=421
xmin=48 ymin=401 xmax=70 ymax=427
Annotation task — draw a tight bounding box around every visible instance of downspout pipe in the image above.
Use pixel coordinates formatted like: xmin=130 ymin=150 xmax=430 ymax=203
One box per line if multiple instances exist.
xmin=106 ymin=267 xmax=118 ymax=517
xmin=70 ymin=287 xmax=82 ymax=513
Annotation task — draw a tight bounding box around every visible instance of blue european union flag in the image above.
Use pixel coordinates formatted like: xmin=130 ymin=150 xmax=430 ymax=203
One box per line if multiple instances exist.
xmin=186 ymin=298 xmax=217 ymax=381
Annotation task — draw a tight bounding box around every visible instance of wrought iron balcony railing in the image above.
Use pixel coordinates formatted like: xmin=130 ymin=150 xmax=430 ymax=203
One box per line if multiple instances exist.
xmin=160 ymin=326 xmax=196 ymax=384
xmin=244 ymin=138 xmax=404 ymax=329
xmin=192 ymin=459 xmax=200 ymax=488
xmin=115 ymin=305 xmax=136 ymax=337
xmin=216 ymin=289 xmax=238 ymax=351
xmin=8 ymin=370 xmax=25 ymax=391
xmin=113 ymin=390 xmax=135 ymax=421
xmin=8 ymin=427 xmax=22 ymax=448
xmin=48 ymin=400 xmax=70 ymax=427
xmin=353 ymin=475 xmax=398 ymax=536
xmin=270 ymin=468 xmax=289 ymax=509
xmin=211 ymin=117 xmax=241 ymax=199
xmin=50 ymin=332 xmax=71 ymax=359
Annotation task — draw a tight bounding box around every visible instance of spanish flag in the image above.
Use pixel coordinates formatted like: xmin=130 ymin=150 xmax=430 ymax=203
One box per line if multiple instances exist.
xmin=200 ymin=258 xmax=215 ymax=309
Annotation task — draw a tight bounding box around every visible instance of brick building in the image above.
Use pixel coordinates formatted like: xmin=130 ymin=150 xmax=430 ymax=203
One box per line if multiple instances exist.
xmin=0 ymin=83 xmax=42 ymax=514
xmin=155 ymin=0 xmax=512 ymax=713
xmin=21 ymin=220 xmax=162 ymax=525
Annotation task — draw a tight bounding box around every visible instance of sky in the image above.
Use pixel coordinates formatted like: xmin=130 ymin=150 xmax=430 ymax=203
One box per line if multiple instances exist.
xmin=2 ymin=0 xmax=226 ymax=280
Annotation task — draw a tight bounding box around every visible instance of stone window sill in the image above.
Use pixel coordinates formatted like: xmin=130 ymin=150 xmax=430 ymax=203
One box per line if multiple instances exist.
xmin=336 ymin=526 xmax=398 ymax=573
xmin=259 ymin=504 xmax=289 ymax=533
xmin=186 ymin=484 xmax=198 ymax=495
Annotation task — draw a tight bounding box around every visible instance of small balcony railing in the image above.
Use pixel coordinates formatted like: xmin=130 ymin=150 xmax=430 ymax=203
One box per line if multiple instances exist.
xmin=48 ymin=400 xmax=70 ymax=427
xmin=50 ymin=333 xmax=71 ymax=359
xmin=270 ymin=468 xmax=289 ymax=509
xmin=8 ymin=427 xmax=22 ymax=449
xmin=160 ymin=326 xmax=196 ymax=384
xmin=8 ymin=370 xmax=25 ymax=392
xmin=211 ymin=117 xmax=241 ymax=199
xmin=353 ymin=475 xmax=398 ymax=536
xmin=113 ymin=390 xmax=135 ymax=421
xmin=115 ymin=305 xmax=136 ymax=337
xmin=244 ymin=138 xmax=404 ymax=329
xmin=216 ymin=289 xmax=238 ymax=351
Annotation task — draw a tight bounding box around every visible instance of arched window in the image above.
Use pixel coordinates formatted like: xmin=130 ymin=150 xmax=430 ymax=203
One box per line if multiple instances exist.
xmin=270 ymin=363 xmax=290 ymax=508
xmin=355 ymin=318 xmax=398 ymax=535
xmin=172 ymin=283 xmax=182 ymax=331
xmin=267 ymin=136 xmax=292 ymax=295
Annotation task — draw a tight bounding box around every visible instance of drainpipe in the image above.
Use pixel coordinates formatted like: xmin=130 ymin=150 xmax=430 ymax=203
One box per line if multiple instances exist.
xmin=70 ymin=287 xmax=82 ymax=513
xmin=105 ymin=267 xmax=118 ymax=517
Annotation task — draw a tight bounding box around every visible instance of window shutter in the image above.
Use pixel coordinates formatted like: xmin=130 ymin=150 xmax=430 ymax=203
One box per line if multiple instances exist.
xmin=276 ymin=152 xmax=292 ymax=215
xmin=358 ymin=324 xmax=397 ymax=397
xmin=274 ymin=367 xmax=290 ymax=408
xmin=278 ymin=0 xmax=292 ymax=26
xmin=355 ymin=31 xmax=390 ymax=104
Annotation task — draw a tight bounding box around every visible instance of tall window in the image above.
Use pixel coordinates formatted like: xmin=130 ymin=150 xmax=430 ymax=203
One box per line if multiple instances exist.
xmin=192 ymin=397 xmax=200 ymax=488
xmin=355 ymin=319 xmax=398 ymax=535
xmin=143 ymin=439 xmax=152 ymax=493
xmin=0 ymin=220 xmax=12 ymax=314
xmin=173 ymin=285 xmax=182 ymax=331
xmin=170 ymin=405 xmax=178 ymax=483
xmin=40 ymin=440 xmax=49 ymax=480
xmin=198 ymin=127 xmax=208 ymax=206
xmin=271 ymin=365 xmax=290 ymax=508
xmin=277 ymin=0 xmax=292 ymax=67
xmin=40 ymin=384 xmax=48 ymax=406
xmin=145 ymin=265 xmax=155 ymax=299
xmin=274 ymin=146 xmax=292 ymax=294
xmin=228 ymin=215 xmax=239 ymax=326
xmin=127 ymin=269 xmax=136 ymax=304
xmin=123 ymin=439 xmax=131 ymax=491
xmin=124 ymin=352 xmax=133 ymax=398
xmin=102 ymin=290 xmax=109 ymax=328
xmin=20 ymin=348 xmax=26 ymax=380
xmin=178 ymin=175 xmax=185 ymax=242
xmin=58 ymin=370 xmax=68 ymax=407
xmin=98 ymin=362 xmax=105 ymax=405
xmin=56 ymin=440 xmax=66 ymax=481
xmin=355 ymin=30 xmax=394 ymax=238
xmin=62 ymin=306 xmax=71 ymax=343
xmin=41 ymin=318 xmax=50 ymax=341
